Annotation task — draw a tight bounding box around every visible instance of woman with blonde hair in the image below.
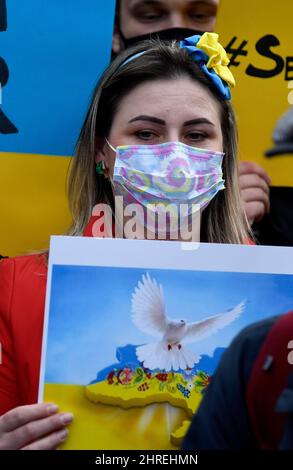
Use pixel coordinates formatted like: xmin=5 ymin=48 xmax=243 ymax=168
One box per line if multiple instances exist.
xmin=0 ymin=33 xmax=251 ymax=449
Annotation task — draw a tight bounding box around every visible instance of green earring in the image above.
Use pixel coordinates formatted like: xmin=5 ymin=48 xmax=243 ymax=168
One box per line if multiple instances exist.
xmin=96 ymin=161 xmax=104 ymax=176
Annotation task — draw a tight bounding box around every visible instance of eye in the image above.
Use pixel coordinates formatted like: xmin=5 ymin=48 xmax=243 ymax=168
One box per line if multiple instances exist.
xmin=142 ymin=12 xmax=164 ymax=21
xmin=135 ymin=130 xmax=159 ymax=141
xmin=185 ymin=132 xmax=207 ymax=143
xmin=188 ymin=12 xmax=210 ymax=20
xmin=187 ymin=5 xmax=217 ymax=23
xmin=133 ymin=8 xmax=167 ymax=23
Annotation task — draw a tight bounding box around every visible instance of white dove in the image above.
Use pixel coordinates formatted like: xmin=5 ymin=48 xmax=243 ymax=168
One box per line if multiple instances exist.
xmin=131 ymin=273 xmax=245 ymax=371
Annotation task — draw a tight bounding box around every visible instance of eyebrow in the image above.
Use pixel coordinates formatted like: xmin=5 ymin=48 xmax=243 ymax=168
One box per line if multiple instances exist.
xmin=128 ymin=115 xmax=215 ymax=127
xmin=128 ymin=115 xmax=166 ymax=125
xmin=129 ymin=0 xmax=165 ymax=8
xmin=184 ymin=118 xmax=215 ymax=127
xmin=129 ymin=0 xmax=217 ymax=7
xmin=130 ymin=0 xmax=162 ymax=6
xmin=129 ymin=0 xmax=217 ymax=6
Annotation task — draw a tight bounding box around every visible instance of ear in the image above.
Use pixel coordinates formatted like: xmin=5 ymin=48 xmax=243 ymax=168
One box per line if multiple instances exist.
xmin=95 ymin=138 xmax=111 ymax=178
xmin=94 ymin=137 xmax=107 ymax=165
xmin=112 ymin=25 xmax=123 ymax=54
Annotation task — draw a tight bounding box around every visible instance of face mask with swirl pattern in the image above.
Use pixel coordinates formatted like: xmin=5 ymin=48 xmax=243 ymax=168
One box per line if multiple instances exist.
xmin=108 ymin=140 xmax=225 ymax=234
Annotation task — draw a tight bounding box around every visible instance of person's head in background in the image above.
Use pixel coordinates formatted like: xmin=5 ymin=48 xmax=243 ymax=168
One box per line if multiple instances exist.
xmin=69 ymin=37 xmax=250 ymax=244
xmin=112 ymin=0 xmax=219 ymax=53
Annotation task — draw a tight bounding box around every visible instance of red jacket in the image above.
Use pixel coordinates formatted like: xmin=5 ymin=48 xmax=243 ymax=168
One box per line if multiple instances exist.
xmin=0 ymin=254 xmax=47 ymax=414
xmin=0 ymin=215 xmax=101 ymax=415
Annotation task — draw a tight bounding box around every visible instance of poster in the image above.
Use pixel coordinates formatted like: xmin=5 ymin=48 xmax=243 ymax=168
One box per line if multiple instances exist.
xmin=39 ymin=237 xmax=293 ymax=449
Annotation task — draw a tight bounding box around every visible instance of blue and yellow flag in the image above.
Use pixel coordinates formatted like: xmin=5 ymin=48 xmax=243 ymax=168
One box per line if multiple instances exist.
xmin=0 ymin=0 xmax=115 ymax=255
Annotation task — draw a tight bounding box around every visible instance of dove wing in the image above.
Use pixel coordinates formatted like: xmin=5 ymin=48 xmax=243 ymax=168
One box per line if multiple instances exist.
xmin=183 ymin=301 xmax=245 ymax=344
xmin=131 ymin=273 xmax=168 ymax=338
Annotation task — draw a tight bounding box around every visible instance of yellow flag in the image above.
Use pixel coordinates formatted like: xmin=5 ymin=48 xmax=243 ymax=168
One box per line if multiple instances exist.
xmin=216 ymin=0 xmax=293 ymax=187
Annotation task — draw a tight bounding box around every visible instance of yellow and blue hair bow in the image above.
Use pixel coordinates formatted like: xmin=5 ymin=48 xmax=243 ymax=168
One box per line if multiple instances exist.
xmin=179 ymin=32 xmax=235 ymax=100
xmin=119 ymin=32 xmax=235 ymax=101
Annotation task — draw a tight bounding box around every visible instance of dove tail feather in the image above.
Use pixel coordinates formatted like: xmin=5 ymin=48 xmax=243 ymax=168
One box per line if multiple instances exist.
xmin=180 ymin=346 xmax=200 ymax=369
xmin=136 ymin=343 xmax=166 ymax=370
xmin=136 ymin=343 xmax=200 ymax=371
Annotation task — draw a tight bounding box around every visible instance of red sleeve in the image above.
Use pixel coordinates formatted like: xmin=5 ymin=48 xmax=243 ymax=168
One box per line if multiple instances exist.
xmin=0 ymin=258 xmax=21 ymax=415
xmin=247 ymin=239 xmax=256 ymax=245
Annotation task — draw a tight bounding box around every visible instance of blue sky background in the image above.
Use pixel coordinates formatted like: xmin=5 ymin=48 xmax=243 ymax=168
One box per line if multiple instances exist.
xmin=45 ymin=265 xmax=293 ymax=384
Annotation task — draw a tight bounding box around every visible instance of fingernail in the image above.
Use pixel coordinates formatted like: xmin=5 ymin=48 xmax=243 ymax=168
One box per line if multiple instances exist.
xmin=58 ymin=429 xmax=69 ymax=442
xmin=60 ymin=413 xmax=74 ymax=425
xmin=46 ymin=404 xmax=59 ymax=415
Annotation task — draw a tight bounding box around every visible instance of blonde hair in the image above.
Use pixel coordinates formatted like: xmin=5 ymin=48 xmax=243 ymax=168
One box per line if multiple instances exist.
xmin=68 ymin=39 xmax=251 ymax=244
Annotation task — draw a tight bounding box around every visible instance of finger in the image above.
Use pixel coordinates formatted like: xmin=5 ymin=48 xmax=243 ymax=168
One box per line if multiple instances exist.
xmin=21 ymin=428 xmax=69 ymax=451
xmin=244 ymin=201 xmax=267 ymax=224
xmin=239 ymin=161 xmax=271 ymax=185
xmin=239 ymin=173 xmax=270 ymax=195
xmin=6 ymin=412 xmax=73 ymax=450
xmin=241 ymin=188 xmax=270 ymax=212
xmin=0 ymin=403 xmax=59 ymax=433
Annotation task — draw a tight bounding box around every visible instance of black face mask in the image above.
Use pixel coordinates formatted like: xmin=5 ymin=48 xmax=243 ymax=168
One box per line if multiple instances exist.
xmin=118 ymin=27 xmax=204 ymax=49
